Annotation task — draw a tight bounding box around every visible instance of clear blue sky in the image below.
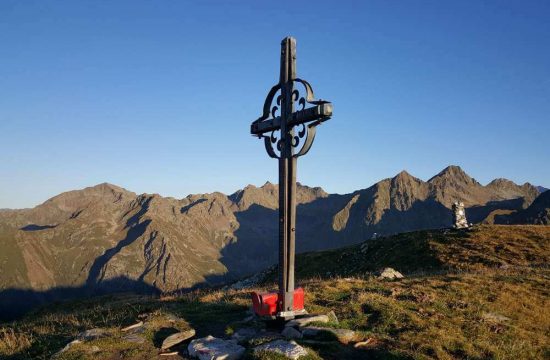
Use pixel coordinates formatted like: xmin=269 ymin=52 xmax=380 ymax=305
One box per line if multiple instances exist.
xmin=1 ymin=1 xmax=549 ymax=208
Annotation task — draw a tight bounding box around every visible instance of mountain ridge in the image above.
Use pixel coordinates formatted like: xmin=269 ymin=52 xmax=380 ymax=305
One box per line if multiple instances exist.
xmin=0 ymin=165 xmax=546 ymax=320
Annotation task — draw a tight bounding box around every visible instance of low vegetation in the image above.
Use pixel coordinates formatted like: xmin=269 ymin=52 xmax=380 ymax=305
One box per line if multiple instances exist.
xmin=1 ymin=225 xmax=548 ymax=359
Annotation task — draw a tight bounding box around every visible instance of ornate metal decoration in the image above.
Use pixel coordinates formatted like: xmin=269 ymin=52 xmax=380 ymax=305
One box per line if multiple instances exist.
xmin=251 ymin=79 xmax=332 ymax=159
xmin=249 ymin=37 xmax=332 ymax=320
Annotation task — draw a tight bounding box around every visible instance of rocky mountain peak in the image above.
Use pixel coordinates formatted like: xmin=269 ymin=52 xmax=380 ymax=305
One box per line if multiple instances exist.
xmin=391 ymin=170 xmax=421 ymax=185
xmin=428 ymin=165 xmax=477 ymax=185
xmin=487 ymin=178 xmax=514 ymax=186
xmin=229 ymin=182 xmax=327 ymax=211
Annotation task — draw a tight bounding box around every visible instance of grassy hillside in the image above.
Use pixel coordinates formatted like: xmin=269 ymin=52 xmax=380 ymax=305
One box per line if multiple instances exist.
xmin=0 ymin=225 xmax=548 ymax=359
xmin=288 ymin=224 xmax=550 ymax=279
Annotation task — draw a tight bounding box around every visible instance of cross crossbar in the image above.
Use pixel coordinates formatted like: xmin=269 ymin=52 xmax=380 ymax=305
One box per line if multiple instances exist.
xmin=250 ymin=103 xmax=333 ymax=135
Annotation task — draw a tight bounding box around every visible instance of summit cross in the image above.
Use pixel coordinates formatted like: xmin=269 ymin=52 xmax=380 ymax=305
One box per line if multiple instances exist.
xmin=250 ymin=36 xmax=333 ymax=320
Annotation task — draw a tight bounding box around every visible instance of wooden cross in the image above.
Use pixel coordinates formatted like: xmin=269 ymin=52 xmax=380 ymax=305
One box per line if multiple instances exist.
xmin=250 ymin=37 xmax=332 ymax=320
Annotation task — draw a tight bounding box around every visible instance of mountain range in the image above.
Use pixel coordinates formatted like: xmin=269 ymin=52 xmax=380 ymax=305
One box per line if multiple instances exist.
xmin=0 ymin=165 xmax=547 ymax=320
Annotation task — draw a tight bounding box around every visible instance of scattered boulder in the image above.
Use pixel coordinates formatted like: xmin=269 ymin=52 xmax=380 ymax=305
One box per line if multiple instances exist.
xmin=231 ymin=327 xmax=258 ymax=342
xmin=281 ymin=326 xmax=302 ymax=339
xmin=121 ymin=321 xmax=144 ymax=332
xmin=188 ymin=335 xmax=245 ymax=360
xmin=254 ymin=339 xmax=308 ymax=359
xmin=377 ymin=267 xmax=404 ymax=280
xmin=301 ymin=326 xmax=355 ymax=343
xmin=286 ymin=314 xmax=329 ymax=328
xmin=482 ymin=312 xmax=511 ymax=323
xmin=76 ymin=328 xmax=109 ymax=341
xmin=52 ymin=340 xmax=82 ymax=358
xmin=161 ymin=329 xmax=196 ymax=350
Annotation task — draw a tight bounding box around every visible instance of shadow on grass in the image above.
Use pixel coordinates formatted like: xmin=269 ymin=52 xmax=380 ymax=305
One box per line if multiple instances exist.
xmin=1 ymin=288 xmax=414 ymax=360
xmin=296 ymin=338 xmax=412 ymax=360
xmin=152 ymin=327 xmax=179 ymax=348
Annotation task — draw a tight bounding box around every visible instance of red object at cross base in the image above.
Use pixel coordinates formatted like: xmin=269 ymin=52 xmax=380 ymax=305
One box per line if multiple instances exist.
xmin=251 ymin=288 xmax=305 ymax=318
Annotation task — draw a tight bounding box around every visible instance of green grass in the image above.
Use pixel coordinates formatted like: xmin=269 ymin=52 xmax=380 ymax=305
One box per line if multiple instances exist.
xmin=1 ymin=225 xmax=549 ymax=359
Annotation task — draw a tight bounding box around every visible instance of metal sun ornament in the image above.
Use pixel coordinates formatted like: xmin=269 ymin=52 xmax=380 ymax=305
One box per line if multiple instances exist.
xmin=250 ymin=36 xmax=333 ymax=320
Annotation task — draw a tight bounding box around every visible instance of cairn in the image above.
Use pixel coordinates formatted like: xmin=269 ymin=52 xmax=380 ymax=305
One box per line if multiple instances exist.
xmin=452 ymin=202 xmax=469 ymax=229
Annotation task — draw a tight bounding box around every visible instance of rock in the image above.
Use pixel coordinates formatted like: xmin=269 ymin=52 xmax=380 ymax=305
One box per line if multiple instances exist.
xmin=286 ymin=314 xmax=329 ymax=328
xmin=326 ymin=310 xmax=339 ymax=324
xmin=482 ymin=312 xmax=511 ymax=323
xmin=354 ymin=338 xmax=380 ymax=349
xmin=161 ymin=329 xmax=196 ymax=350
xmin=188 ymin=335 xmax=245 ymax=360
xmin=123 ymin=333 xmax=145 ymax=344
xmin=52 ymin=340 xmax=82 ymax=358
xmin=377 ymin=267 xmax=404 ymax=280
xmin=121 ymin=321 xmax=144 ymax=332
xmin=254 ymin=339 xmax=308 ymax=359
xmin=301 ymin=326 xmax=356 ymax=343
xmin=231 ymin=327 xmax=258 ymax=342
xmin=160 ymin=351 xmax=179 ymax=356
xmin=77 ymin=328 xmax=109 ymax=341
xmin=281 ymin=326 xmax=302 ymax=339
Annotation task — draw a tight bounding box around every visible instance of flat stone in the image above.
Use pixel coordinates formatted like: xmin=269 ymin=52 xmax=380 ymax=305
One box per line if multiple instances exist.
xmin=254 ymin=339 xmax=308 ymax=360
xmin=482 ymin=312 xmax=511 ymax=323
xmin=377 ymin=267 xmax=404 ymax=280
xmin=160 ymin=351 xmax=179 ymax=356
xmin=301 ymin=326 xmax=355 ymax=343
xmin=286 ymin=314 xmax=329 ymax=328
xmin=188 ymin=335 xmax=245 ymax=360
xmin=281 ymin=326 xmax=302 ymax=339
xmin=77 ymin=328 xmax=109 ymax=341
xmin=231 ymin=327 xmax=258 ymax=342
xmin=354 ymin=338 xmax=380 ymax=349
xmin=122 ymin=333 xmax=145 ymax=344
xmin=52 ymin=339 xmax=82 ymax=358
xmin=121 ymin=321 xmax=144 ymax=332
xmin=162 ymin=329 xmax=196 ymax=350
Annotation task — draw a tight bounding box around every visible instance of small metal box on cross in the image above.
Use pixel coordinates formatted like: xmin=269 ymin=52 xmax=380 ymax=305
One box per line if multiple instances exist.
xmin=250 ymin=37 xmax=333 ymax=320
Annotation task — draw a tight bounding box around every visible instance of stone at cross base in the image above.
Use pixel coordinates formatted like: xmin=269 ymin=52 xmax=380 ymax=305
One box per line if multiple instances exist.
xmin=452 ymin=201 xmax=469 ymax=229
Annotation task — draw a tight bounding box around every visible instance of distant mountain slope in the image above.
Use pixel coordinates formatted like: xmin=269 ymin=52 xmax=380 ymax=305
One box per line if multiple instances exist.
xmin=0 ymin=166 xmax=541 ymax=320
xmin=495 ymin=190 xmax=550 ymax=225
